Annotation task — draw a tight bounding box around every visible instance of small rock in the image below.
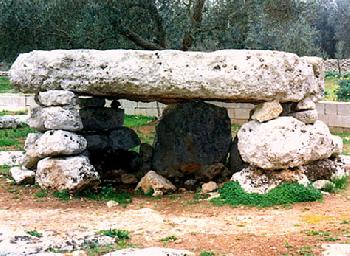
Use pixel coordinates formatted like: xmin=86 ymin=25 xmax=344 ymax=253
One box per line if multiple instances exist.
xmin=201 ymin=181 xmax=218 ymax=194
xmin=0 ymin=116 xmax=22 ymax=129
xmin=296 ymin=97 xmax=316 ymax=111
xmin=106 ymin=201 xmax=119 ymax=208
xmin=313 ymin=180 xmax=334 ymax=190
xmin=121 ymin=173 xmax=138 ymax=184
xmin=183 ymin=179 xmax=197 ymax=191
xmin=10 ymin=166 xmax=35 ymax=184
xmin=36 ymin=155 xmax=100 ymax=192
xmin=178 ymin=188 xmax=187 ymax=193
xmin=207 ymin=192 xmax=220 ymax=200
xmin=293 ymin=109 xmax=318 ymax=124
xmin=38 ymin=90 xmax=77 ymax=106
xmin=135 ymin=171 xmax=176 ymax=196
xmin=80 ymin=107 xmax=124 ymax=131
xmin=231 ymin=166 xmax=309 ymax=194
xmin=251 ymin=100 xmax=283 ymax=122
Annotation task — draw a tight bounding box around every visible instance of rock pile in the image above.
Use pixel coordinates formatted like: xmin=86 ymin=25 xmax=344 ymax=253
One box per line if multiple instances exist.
xmin=11 ymin=90 xmax=100 ymax=192
xmin=8 ymin=49 xmax=349 ymax=195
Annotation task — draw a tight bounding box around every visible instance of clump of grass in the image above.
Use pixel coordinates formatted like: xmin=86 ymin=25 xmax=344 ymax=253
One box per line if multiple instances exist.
xmin=211 ymin=182 xmax=322 ymax=208
xmin=0 ymin=165 xmax=10 ymax=176
xmin=78 ymin=185 xmax=132 ymax=206
xmin=160 ymin=235 xmax=177 ymax=245
xmin=305 ymin=230 xmax=331 ymax=237
xmin=0 ymin=77 xmax=13 ymax=93
xmin=200 ymin=251 xmax=215 ymax=256
xmin=35 ymin=189 xmax=48 ymax=198
xmin=124 ymin=115 xmax=156 ymax=127
xmin=0 ymin=125 xmax=35 ymax=150
xmin=26 ymin=230 xmax=43 ymax=238
xmin=52 ymin=190 xmax=71 ymax=201
xmin=97 ymin=229 xmax=130 ymax=240
xmin=322 ymin=176 xmax=348 ymax=194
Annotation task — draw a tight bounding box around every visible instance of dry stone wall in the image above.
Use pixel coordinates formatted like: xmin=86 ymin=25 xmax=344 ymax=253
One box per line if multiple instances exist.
xmin=8 ymin=49 xmax=349 ymax=194
xmin=324 ymin=59 xmax=350 ymax=73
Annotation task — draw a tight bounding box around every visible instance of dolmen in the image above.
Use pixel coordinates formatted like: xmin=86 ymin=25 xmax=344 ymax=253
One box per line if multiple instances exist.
xmin=8 ymin=49 xmax=347 ymax=194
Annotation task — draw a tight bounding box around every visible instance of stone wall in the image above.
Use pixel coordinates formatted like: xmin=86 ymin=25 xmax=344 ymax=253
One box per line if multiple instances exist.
xmin=324 ymin=59 xmax=350 ymax=73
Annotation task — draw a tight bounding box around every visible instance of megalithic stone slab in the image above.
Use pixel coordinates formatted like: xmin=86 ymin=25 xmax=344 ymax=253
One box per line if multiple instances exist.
xmin=9 ymin=50 xmax=323 ymax=103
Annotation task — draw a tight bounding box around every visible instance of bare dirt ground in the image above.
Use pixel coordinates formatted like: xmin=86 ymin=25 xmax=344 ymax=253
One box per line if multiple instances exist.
xmin=1 ymin=177 xmax=350 ymax=256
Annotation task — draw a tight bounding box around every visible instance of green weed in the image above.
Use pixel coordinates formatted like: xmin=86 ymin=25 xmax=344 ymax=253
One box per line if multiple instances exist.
xmin=52 ymin=190 xmax=71 ymax=201
xmin=200 ymin=251 xmax=215 ymax=256
xmin=97 ymin=229 xmax=130 ymax=240
xmin=160 ymin=235 xmax=177 ymax=245
xmin=26 ymin=230 xmax=43 ymax=238
xmin=211 ymin=182 xmax=322 ymax=208
xmin=124 ymin=115 xmax=156 ymax=127
xmin=35 ymin=189 xmax=48 ymax=198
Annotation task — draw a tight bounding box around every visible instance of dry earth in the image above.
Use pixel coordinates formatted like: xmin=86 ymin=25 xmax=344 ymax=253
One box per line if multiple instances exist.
xmin=1 ymin=176 xmax=350 ymax=256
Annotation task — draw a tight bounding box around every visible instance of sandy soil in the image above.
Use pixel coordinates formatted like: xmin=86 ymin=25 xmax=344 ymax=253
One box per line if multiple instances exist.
xmin=1 ymin=177 xmax=350 ymax=256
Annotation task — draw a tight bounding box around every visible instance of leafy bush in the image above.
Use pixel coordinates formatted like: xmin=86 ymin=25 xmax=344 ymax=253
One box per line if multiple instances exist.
xmin=98 ymin=229 xmax=130 ymax=240
xmin=211 ymin=182 xmax=322 ymax=208
xmin=336 ymin=79 xmax=350 ymax=101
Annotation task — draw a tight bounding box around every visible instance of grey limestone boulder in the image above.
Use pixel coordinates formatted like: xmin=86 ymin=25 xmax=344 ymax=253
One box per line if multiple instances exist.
xmin=10 ymin=166 xmax=35 ymax=184
xmin=38 ymin=90 xmax=77 ymax=106
xmin=36 ymin=155 xmax=100 ymax=192
xmin=135 ymin=171 xmax=176 ymax=196
xmin=293 ymin=109 xmax=318 ymax=124
xmin=251 ymin=100 xmax=283 ymax=122
xmin=237 ymin=117 xmax=339 ymax=169
xmin=10 ymin=49 xmax=323 ymax=103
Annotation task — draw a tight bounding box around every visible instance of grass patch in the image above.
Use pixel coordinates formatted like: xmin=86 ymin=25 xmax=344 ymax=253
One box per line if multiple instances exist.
xmin=78 ymin=185 xmax=132 ymax=206
xmin=0 ymin=125 xmax=35 ymax=151
xmin=97 ymin=229 xmax=130 ymax=240
xmin=0 ymin=77 xmax=13 ymax=93
xmin=333 ymin=132 xmax=350 ymax=155
xmin=26 ymin=230 xmax=43 ymax=238
xmin=0 ymin=165 xmax=10 ymax=176
xmin=52 ymin=190 xmax=71 ymax=201
xmin=0 ymin=110 xmax=28 ymax=116
xmin=35 ymin=189 xmax=48 ymax=198
xmin=160 ymin=235 xmax=177 ymax=245
xmin=211 ymin=182 xmax=322 ymax=208
xmin=124 ymin=115 xmax=156 ymax=127
xmin=333 ymin=176 xmax=348 ymax=190
xmin=200 ymin=251 xmax=215 ymax=256
xmin=324 ymin=77 xmax=339 ymax=101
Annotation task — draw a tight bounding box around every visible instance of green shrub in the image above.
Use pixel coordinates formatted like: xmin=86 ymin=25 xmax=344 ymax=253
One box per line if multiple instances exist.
xmin=26 ymin=230 xmax=43 ymax=238
xmin=97 ymin=229 xmax=130 ymax=240
xmin=332 ymin=176 xmax=348 ymax=190
xmin=336 ymin=79 xmax=350 ymax=101
xmin=35 ymin=189 xmax=48 ymax=198
xmin=200 ymin=251 xmax=215 ymax=256
xmin=211 ymin=182 xmax=322 ymax=208
xmin=52 ymin=190 xmax=71 ymax=201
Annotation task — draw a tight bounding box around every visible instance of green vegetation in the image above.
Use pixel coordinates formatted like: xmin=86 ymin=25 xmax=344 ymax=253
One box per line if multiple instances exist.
xmin=200 ymin=251 xmax=215 ymax=256
xmin=52 ymin=190 xmax=71 ymax=201
xmin=160 ymin=235 xmax=177 ymax=245
xmin=35 ymin=189 xmax=48 ymax=198
xmin=211 ymin=182 xmax=322 ymax=208
xmin=78 ymin=185 xmax=132 ymax=206
xmin=97 ymin=229 xmax=130 ymax=240
xmin=0 ymin=77 xmax=13 ymax=93
xmin=336 ymin=80 xmax=350 ymax=102
xmin=335 ymin=132 xmax=350 ymax=155
xmin=0 ymin=110 xmax=28 ymax=116
xmin=124 ymin=115 xmax=156 ymax=128
xmin=0 ymin=165 xmax=10 ymax=176
xmin=0 ymin=125 xmax=35 ymax=151
xmin=26 ymin=230 xmax=43 ymax=238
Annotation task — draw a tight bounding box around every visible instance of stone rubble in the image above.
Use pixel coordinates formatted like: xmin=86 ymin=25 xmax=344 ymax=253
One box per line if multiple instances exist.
xmin=251 ymin=100 xmax=283 ymax=122
xmin=9 ymin=166 xmax=35 ymax=184
xmin=136 ymin=171 xmax=176 ymax=196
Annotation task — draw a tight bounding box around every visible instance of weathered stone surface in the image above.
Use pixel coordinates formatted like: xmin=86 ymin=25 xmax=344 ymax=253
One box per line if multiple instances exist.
xmin=10 ymin=49 xmax=323 ymax=103
xmin=38 ymin=90 xmax=77 ymax=106
xmin=135 ymin=171 xmax=176 ymax=196
xmin=303 ymin=158 xmax=346 ymax=182
xmin=10 ymin=166 xmax=35 ymax=184
xmin=152 ymin=102 xmax=231 ymax=178
xmin=23 ymin=131 xmax=87 ymax=169
xmin=238 ymin=117 xmax=338 ymax=169
xmin=28 ymin=106 xmax=83 ymax=131
xmin=139 ymin=143 xmax=154 ymax=172
xmin=85 ymin=134 xmax=109 ymax=152
xmin=36 ymin=155 xmax=100 ymax=192
xmin=231 ymin=166 xmax=309 ymax=194
xmin=195 ymin=163 xmax=228 ymax=181
xmin=0 ymin=151 xmax=24 ymax=166
xmin=332 ymin=135 xmax=343 ymax=156
xmin=293 ymin=109 xmax=318 ymax=124
xmin=296 ymin=97 xmax=316 ymax=110
xmin=0 ymin=116 xmax=23 ymax=129
xmin=202 ymin=181 xmax=218 ymax=194
xmin=313 ymin=180 xmax=334 ymax=190
xmin=109 ymin=127 xmax=141 ymax=150
xmin=104 ymin=247 xmax=194 ymax=256
xmin=79 ymin=97 xmax=106 ymax=108
xmin=80 ymin=107 xmax=124 ymax=131
xmin=251 ymin=100 xmax=283 ymax=122
xmin=322 ymin=244 xmax=350 ymax=256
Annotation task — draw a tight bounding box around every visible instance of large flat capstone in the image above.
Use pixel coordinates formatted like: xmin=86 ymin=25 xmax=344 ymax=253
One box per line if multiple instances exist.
xmin=9 ymin=50 xmax=323 ymax=103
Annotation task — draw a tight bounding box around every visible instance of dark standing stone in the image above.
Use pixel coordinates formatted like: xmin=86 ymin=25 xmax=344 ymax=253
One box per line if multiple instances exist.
xmin=152 ymin=101 xmax=232 ymax=178
xmin=79 ymin=97 xmax=106 ymax=108
xmin=139 ymin=143 xmax=154 ymax=172
xmin=109 ymin=127 xmax=141 ymax=151
xmin=80 ymin=107 xmax=124 ymax=131
xmin=228 ymin=137 xmax=248 ymax=173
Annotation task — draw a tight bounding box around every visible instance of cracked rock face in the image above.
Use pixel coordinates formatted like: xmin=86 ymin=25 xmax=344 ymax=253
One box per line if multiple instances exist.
xmin=10 ymin=49 xmax=323 ymax=103
xmin=36 ymin=155 xmax=100 ymax=192
xmin=237 ymin=117 xmax=339 ymax=169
